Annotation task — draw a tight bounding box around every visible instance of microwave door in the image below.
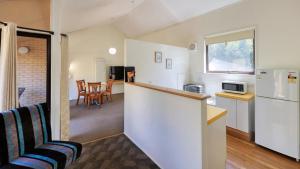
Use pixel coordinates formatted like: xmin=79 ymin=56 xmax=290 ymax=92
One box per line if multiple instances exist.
xmin=223 ymin=83 xmax=238 ymax=91
xmin=223 ymin=83 xmax=245 ymax=93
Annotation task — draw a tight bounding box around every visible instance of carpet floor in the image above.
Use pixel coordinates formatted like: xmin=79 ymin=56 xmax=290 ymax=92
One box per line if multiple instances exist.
xmin=68 ymin=134 xmax=160 ymax=169
xmin=70 ymin=94 xmax=124 ymax=143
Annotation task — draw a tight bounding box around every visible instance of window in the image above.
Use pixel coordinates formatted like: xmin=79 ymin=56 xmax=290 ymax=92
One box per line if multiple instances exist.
xmin=16 ymin=31 xmax=51 ymax=112
xmin=205 ymin=29 xmax=255 ymax=74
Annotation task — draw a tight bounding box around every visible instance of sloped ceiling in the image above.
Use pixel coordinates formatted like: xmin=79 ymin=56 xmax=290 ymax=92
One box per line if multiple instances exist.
xmin=113 ymin=0 xmax=242 ymax=37
xmin=62 ymin=0 xmax=242 ymax=35
xmin=61 ymin=0 xmax=145 ymax=33
xmin=0 ymin=0 xmax=241 ymax=35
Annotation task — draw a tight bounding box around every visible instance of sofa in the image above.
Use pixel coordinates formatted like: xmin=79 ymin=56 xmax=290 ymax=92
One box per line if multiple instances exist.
xmin=0 ymin=103 xmax=82 ymax=169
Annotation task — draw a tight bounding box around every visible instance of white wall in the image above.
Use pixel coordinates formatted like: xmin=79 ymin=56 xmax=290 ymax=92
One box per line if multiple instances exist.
xmin=124 ymin=83 xmax=206 ymax=169
xmin=68 ymin=24 xmax=126 ymax=100
xmin=125 ymin=39 xmax=190 ymax=90
xmin=137 ymin=0 xmax=300 ymax=95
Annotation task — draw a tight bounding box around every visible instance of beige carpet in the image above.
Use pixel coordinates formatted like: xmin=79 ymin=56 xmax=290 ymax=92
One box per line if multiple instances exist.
xmin=70 ymin=93 xmax=124 ymax=143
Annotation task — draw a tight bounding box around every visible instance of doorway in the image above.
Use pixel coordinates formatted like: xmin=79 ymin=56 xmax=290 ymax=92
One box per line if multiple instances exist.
xmin=68 ymin=58 xmax=124 ymax=143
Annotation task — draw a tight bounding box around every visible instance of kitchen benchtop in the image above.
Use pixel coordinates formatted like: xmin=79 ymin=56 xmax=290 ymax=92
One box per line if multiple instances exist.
xmin=215 ymin=92 xmax=255 ymax=101
xmin=126 ymin=82 xmax=210 ymax=100
xmin=207 ymin=105 xmax=227 ymax=125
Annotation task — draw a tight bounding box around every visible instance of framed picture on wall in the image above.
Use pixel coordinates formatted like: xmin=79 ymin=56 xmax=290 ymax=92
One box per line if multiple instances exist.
xmin=166 ymin=58 xmax=172 ymax=69
xmin=155 ymin=51 xmax=162 ymax=63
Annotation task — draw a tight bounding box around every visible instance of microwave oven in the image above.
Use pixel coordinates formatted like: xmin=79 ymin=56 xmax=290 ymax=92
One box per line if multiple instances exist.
xmin=222 ymin=81 xmax=247 ymax=94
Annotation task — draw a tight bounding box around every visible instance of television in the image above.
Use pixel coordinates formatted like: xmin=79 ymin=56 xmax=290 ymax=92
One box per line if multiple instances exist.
xmin=109 ymin=66 xmax=124 ymax=80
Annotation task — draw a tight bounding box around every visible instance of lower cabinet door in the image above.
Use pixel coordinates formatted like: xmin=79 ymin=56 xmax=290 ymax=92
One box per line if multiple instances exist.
xmin=216 ymin=96 xmax=237 ymax=128
xmin=236 ymin=100 xmax=249 ymax=133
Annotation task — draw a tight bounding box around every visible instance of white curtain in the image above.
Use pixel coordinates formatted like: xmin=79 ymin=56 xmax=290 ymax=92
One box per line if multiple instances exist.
xmin=60 ymin=35 xmax=70 ymax=140
xmin=0 ymin=23 xmax=18 ymax=111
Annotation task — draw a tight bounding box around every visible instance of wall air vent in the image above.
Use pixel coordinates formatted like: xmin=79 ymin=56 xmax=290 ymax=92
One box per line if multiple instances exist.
xmin=188 ymin=43 xmax=198 ymax=51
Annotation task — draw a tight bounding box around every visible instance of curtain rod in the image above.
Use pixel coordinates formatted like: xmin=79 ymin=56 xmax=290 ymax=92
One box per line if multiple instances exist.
xmin=0 ymin=21 xmax=7 ymax=26
xmin=0 ymin=21 xmax=54 ymax=35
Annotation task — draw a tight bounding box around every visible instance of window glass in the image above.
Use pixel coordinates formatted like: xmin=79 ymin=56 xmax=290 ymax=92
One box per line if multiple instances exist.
xmin=206 ymin=38 xmax=254 ymax=74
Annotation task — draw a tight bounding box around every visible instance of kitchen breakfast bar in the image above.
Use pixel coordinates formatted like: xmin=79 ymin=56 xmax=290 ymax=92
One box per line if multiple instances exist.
xmin=124 ymin=82 xmax=227 ymax=169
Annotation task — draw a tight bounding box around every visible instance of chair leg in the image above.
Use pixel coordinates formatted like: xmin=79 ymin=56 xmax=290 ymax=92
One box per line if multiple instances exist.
xmin=101 ymin=94 xmax=104 ymax=104
xmin=76 ymin=95 xmax=80 ymax=105
xmin=98 ymin=96 xmax=102 ymax=107
xmin=88 ymin=98 xmax=90 ymax=108
xmin=110 ymin=94 xmax=112 ymax=101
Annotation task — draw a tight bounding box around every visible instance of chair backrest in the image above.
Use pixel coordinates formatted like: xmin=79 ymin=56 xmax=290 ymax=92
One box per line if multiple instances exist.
xmin=127 ymin=71 xmax=135 ymax=82
xmin=106 ymin=80 xmax=113 ymax=92
xmin=76 ymin=80 xmax=86 ymax=93
xmin=88 ymin=82 xmax=101 ymax=95
xmin=0 ymin=103 xmax=51 ymax=166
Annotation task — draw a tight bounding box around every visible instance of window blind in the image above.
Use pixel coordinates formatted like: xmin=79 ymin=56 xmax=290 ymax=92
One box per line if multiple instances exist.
xmin=205 ymin=29 xmax=255 ymax=45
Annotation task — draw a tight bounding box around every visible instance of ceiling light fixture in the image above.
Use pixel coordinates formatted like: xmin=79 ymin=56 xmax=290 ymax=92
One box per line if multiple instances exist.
xmin=108 ymin=48 xmax=117 ymax=55
xmin=18 ymin=46 xmax=30 ymax=55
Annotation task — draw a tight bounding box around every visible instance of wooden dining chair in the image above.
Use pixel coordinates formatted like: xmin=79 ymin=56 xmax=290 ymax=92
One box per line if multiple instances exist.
xmin=87 ymin=82 xmax=102 ymax=108
xmin=76 ymin=80 xmax=88 ymax=105
xmin=102 ymin=79 xmax=113 ymax=103
xmin=127 ymin=71 xmax=135 ymax=82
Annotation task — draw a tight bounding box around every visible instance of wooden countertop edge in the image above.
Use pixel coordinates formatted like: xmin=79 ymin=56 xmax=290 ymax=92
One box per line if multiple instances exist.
xmin=112 ymin=80 xmax=124 ymax=84
xmin=126 ymin=82 xmax=210 ymax=101
xmin=215 ymin=92 xmax=255 ymax=101
xmin=107 ymin=79 xmax=124 ymax=84
xmin=207 ymin=105 xmax=227 ymax=125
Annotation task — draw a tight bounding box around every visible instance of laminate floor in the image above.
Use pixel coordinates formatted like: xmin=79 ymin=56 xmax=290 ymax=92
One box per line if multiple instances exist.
xmin=226 ymin=135 xmax=300 ymax=169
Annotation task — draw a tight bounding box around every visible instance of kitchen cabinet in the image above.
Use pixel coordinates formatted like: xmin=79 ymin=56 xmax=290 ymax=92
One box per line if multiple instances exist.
xmin=216 ymin=97 xmax=236 ymax=128
xmin=216 ymin=92 xmax=255 ymax=137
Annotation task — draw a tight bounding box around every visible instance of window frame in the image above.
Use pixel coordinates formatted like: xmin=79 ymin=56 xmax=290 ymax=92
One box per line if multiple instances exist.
xmin=17 ymin=31 xmax=52 ymax=114
xmin=205 ymin=34 xmax=256 ymax=75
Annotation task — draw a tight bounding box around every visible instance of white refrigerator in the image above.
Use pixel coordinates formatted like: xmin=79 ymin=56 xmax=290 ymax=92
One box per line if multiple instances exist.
xmin=256 ymin=69 xmax=300 ymax=160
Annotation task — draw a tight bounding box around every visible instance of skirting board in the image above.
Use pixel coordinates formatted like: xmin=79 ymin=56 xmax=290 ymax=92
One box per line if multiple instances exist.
xmin=226 ymin=127 xmax=254 ymax=142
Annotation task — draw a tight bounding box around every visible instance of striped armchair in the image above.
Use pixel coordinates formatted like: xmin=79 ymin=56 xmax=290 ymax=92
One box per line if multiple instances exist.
xmin=0 ymin=103 xmax=82 ymax=169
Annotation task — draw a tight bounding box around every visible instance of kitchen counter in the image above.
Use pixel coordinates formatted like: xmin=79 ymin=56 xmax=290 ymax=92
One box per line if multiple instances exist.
xmin=216 ymin=92 xmax=255 ymax=141
xmin=207 ymin=97 xmax=216 ymax=106
xmin=111 ymin=80 xmax=124 ymax=84
xmin=207 ymin=105 xmax=227 ymax=125
xmin=125 ymin=82 xmax=226 ymax=169
xmin=127 ymin=82 xmax=210 ymax=100
xmin=216 ymin=92 xmax=255 ymax=101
